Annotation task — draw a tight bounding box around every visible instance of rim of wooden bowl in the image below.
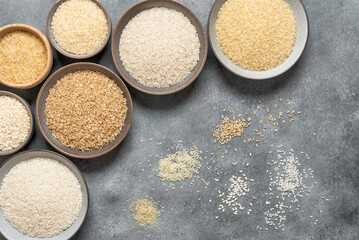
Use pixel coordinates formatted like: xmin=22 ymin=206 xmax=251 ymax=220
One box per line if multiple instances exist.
xmin=36 ymin=62 xmax=133 ymax=159
xmin=0 ymin=91 xmax=34 ymax=156
xmin=0 ymin=24 xmax=53 ymax=89
xmin=111 ymin=0 xmax=208 ymax=95
xmin=46 ymin=0 xmax=112 ymax=59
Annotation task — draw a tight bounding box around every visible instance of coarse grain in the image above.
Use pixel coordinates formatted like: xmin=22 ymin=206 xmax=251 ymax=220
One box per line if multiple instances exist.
xmin=51 ymin=0 xmax=108 ymax=55
xmin=130 ymin=198 xmax=161 ymax=229
xmin=0 ymin=96 xmax=30 ymax=151
xmin=158 ymin=146 xmax=201 ymax=182
xmin=45 ymin=70 xmax=127 ymax=151
xmin=119 ymin=7 xmax=200 ymax=88
xmin=215 ymin=0 xmax=297 ymax=71
xmin=0 ymin=31 xmax=47 ymax=84
xmin=0 ymin=158 xmax=82 ymax=238
xmin=213 ymin=117 xmax=248 ymax=144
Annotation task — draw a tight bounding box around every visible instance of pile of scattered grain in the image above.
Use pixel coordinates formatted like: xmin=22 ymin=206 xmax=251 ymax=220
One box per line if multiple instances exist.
xmin=0 ymin=96 xmax=30 ymax=151
xmin=213 ymin=116 xmax=248 ymax=144
xmin=51 ymin=0 xmax=108 ymax=55
xmin=0 ymin=31 xmax=47 ymax=84
xmin=45 ymin=70 xmax=127 ymax=151
xmin=119 ymin=7 xmax=200 ymax=88
xmin=0 ymin=158 xmax=82 ymax=238
xmin=158 ymin=146 xmax=201 ymax=181
xmin=215 ymin=0 xmax=297 ymax=71
xmin=129 ymin=198 xmax=161 ymax=229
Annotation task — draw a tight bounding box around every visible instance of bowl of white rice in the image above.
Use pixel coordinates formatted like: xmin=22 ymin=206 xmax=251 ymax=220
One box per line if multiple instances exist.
xmin=0 ymin=91 xmax=34 ymax=156
xmin=0 ymin=150 xmax=89 ymax=239
xmin=112 ymin=0 xmax=208 ymax=95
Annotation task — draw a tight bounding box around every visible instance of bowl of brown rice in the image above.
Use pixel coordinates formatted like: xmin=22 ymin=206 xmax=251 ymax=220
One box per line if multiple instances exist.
xmin=0 ymin=91 xmax=34 ymax=156
xmin=46 ymin=0 xmax=111 ymax=59
xmin=36 ymin=62 xmax=133 ymax=159
xmin=112 ymin=0 xmax=208 ymax=95
xmin=208 ymin=0 xmax=309 ymax=80
xmin=0 ymin=24 xmax=53 ymax=89
xmin=0 ymin=150 xmax=89 ymax=239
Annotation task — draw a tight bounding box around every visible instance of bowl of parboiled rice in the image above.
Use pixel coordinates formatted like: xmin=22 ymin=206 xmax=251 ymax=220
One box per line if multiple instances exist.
xmin=36 ymin=62 xmax=133 ymax=159
xmin=112 ymin=0 xmax=208 ymax=95
xmin=46 ymin=0 xmax=111 ymax=59
xmin=0 ymin=150 xmax=89 ymax=239
xmin=0 ymin=24 xmax=53 ymax=89
xmin=0 ymin=91 xmax=34 ymax=156
xmin=208 ymin=0 xmax=309 ymax=80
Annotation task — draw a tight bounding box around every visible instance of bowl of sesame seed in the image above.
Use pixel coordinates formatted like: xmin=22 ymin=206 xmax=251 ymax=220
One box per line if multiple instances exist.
xmin=208 ymin=0 xmax=309 ymax=80
xmin=0 ymin=91 xmax=34 ymax=156
xmin=36 ymin=62 xmax=133 ymax=159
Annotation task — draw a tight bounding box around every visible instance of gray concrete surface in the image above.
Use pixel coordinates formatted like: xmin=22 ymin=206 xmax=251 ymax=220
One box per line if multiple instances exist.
xmin=0 ymin=0 xmax=358 ymax=239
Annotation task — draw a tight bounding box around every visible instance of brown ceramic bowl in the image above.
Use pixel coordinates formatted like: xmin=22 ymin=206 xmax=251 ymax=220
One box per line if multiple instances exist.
xmin=46 ymin=0 xmax=111 ymax=59
xmin=0 ymin=24 xmax=53 ymax=89
xmin=0 ymin=91 xmax=34 ymax=156
xmin=36 ymin=63 xmax=133 ymax=159
xmin=111 ymin=0 xmax=208 ymax=95
xmin=0 ymin=150 xmax=89 ymax=240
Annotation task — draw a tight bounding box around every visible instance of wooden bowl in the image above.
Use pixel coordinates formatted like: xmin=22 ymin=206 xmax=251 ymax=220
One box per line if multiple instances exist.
xmin=0 ymin=91 xmax=34 ymax=156
xmin=46 ymin=0 xmax=111 ymax=59
xmin=0 ymin=24 xmax=53 ymax=89
xmin=36 ymin=63 xmax=133 ymax=159
xmin=0 ymin=150 xmax=89 ymax=240
xmin=111 ymin=0 xmax=208 ymax=95
xmin=208 ymin=0 xmax=309 ymax=80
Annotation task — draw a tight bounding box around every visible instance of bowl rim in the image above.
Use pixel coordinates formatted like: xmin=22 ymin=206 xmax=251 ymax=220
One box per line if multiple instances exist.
xmin=36 ymin=62 xmax=133 ymax=159
xmin=0 ymin=24 xmax=53 ymax=89
xmin=46 ymin=0 xmax=112 ymax=60
xmin=207 ymin=0 xmax=310 ymax=80
xmin=0 ymin=91 xmax=34 ymax=156
xmin=0 ymin=149 xmax=90 ymax=239
xmin=111 ymin=0 xmax=208 ymax=95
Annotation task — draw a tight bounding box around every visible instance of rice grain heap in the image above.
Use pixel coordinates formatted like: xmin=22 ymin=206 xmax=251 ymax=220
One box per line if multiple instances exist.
xmin=0 ymin=31 xmax=47 ymax=84
xmin=51 ymin=0 xmax=108 ymax=55
xmin=0 ymin=96 xmax=30 ymax=151
xmin=213 ymin=117 xmax=249 ymax=144
xmin=215 ymin=0 xmax=297 ymax=71
xmin=119 ymin=7 xmax=200 ymax=88
xmin=0 ymin=158 xmax=82 ymax=238
xmin=45 ymin=70 xmax=127 ymax=151
xmin=129 ymin=198 xmax=161 ymax=229
xmin=158 ymin=146 xmax=201 ymax=181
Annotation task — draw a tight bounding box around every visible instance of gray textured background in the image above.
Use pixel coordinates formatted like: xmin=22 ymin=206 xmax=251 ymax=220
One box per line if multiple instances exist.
xmin=0 ymin=0 xmax=358 ymax=239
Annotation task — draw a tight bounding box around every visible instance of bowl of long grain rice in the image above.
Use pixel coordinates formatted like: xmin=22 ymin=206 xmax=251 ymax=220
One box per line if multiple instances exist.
xmin=0 ymin=150 xmax=89 ymax=239
xmin=112 ymin=0 xmax=208 ymax=95
xmin=0 ymin=91 xmax=34 ymax=156
xmin=208 ymin=0 xmax=309 ymax=80
xmin=36 ymin=62 xmax=133 ymax=159
xmin=0 ymin=24 xmax=53 ymax=89
xmin=46 ymin=0 xmax=111 ymax=59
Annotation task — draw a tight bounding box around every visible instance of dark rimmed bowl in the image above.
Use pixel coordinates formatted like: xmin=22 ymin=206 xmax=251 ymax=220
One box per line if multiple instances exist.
xmin=36 ymin=62 xmax=133 ymax=159
xmin=46 ymin=0 xmax=111 ymax=59
xmin=0 ymin=150 xmax=89 ymax=240
xmin=111 ymin=0 xmax=208 ymax=95
xmin=208 ymin=0 xmax=309 ymax=80
xmin=0 ymin=91 xmax=34 ymax=156
xmin=0 ymin=24 xmax=53 ymax=89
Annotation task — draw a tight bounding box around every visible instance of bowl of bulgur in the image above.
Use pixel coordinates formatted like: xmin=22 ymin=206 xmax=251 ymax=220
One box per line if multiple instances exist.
xmin=0 ymin=91 xmax=34 ymax=156
xmin=208 ymin=0 xmax=309 ymax=80
xmin=46 ymin=0 xmax=111 ymax=59
xmin=0 ymin=24 xmax=53 ymax=89
xmin=36 ymin=63 xmax=133 ymax=159
xmin=112 ymin=0 xmax=208 ymax=95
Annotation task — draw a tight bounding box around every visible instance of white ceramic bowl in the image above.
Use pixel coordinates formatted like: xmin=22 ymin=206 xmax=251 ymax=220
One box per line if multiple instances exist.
xmin=208 ymin=0 xmax=309 ymax=80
